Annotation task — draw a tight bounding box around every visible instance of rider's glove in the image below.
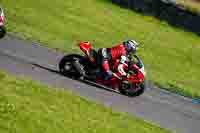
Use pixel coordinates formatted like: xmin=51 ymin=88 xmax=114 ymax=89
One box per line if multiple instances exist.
xmin=126 ymin=73 xmax=130 ymax=78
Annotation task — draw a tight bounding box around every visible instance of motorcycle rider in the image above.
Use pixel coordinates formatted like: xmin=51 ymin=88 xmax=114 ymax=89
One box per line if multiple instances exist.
xmin=97 ymin=40 xmax=139 ymax=80
xmin=79 ymin=40 xmax=139 ymax=79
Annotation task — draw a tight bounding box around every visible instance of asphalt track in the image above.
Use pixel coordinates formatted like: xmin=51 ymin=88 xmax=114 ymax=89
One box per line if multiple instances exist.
xmin=0 ymin=34 xmax=199 ymax=133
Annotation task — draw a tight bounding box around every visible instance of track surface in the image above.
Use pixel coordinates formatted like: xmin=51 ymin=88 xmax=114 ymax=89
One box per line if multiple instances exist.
xmin=0 ymin=35 xmax=199 ymax=133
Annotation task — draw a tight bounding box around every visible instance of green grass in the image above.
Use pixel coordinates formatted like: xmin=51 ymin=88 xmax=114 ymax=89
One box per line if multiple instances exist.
xmin=2 ymin=0 xmax=200 ymax=98
xmin=0 ymin=71 xmax=171 ymax=133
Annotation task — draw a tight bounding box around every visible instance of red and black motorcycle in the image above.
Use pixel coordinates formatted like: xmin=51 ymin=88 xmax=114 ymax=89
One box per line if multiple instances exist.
xmin=59 ymin=42 xmax=146 ymax=96
xmin=0 ymin=7 xmax=6 ymax=38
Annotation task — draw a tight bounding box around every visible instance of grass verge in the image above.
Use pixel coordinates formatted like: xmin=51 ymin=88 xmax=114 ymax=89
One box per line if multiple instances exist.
xmin=1 ymin=0 xmax=200 ymax=98
xmin=0 ymin=71 xmax=171 ymax=133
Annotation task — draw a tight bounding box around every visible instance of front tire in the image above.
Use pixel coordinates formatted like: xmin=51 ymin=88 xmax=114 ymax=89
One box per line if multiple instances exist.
xmin=119 ymin=80 xmax=146 ymax=97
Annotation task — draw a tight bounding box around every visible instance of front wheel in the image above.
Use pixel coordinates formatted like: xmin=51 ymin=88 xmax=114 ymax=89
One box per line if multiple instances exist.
xmin=0 ymin=26 xmax=6 ymax=39
xmin=59 ymin=54 xmax=83 ymax=79
xmin=119 ymin=80 xmax=146 ymax=97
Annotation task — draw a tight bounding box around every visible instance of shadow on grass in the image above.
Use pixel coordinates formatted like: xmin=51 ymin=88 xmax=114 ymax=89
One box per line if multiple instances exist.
xmin=103 ymin=0 xmax=200 ymax=36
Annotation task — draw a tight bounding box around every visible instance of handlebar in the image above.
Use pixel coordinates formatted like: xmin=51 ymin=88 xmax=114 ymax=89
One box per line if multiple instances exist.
xmin=128 ymin=54 xmax=144 ymax=69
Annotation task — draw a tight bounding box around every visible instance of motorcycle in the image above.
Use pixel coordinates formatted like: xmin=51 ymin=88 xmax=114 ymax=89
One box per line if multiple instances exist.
xmin=0 ymin=7 xmax=6 ymax=38
xmin=59 ymin=42 xmax=146 ymax=96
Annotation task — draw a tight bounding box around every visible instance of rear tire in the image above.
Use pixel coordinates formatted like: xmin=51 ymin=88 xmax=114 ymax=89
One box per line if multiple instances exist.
xmin=59 ymin=54 xmax=83 ymax=79
xmin=0 ymin=26 xmax=6 ymax=39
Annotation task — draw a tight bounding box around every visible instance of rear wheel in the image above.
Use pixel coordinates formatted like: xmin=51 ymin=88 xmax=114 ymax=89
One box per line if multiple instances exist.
xmin=59 ymin=54 xmax=83 ymax=79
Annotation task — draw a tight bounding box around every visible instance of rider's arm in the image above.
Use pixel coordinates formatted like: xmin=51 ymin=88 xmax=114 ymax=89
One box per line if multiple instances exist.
xmin=117 ymin=63 xmax=128 ymax=76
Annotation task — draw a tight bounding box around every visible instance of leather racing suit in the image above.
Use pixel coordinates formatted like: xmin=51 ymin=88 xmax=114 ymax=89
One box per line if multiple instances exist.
xmin=97 ymin=44 xmax=129 ymax=79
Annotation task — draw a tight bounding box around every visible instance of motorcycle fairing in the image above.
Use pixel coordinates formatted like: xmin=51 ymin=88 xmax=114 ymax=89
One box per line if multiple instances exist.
xmin=0 ymin=7 xmax=5 ymax=26
xmin=79 ymin=41 xmax=97 ymax=63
